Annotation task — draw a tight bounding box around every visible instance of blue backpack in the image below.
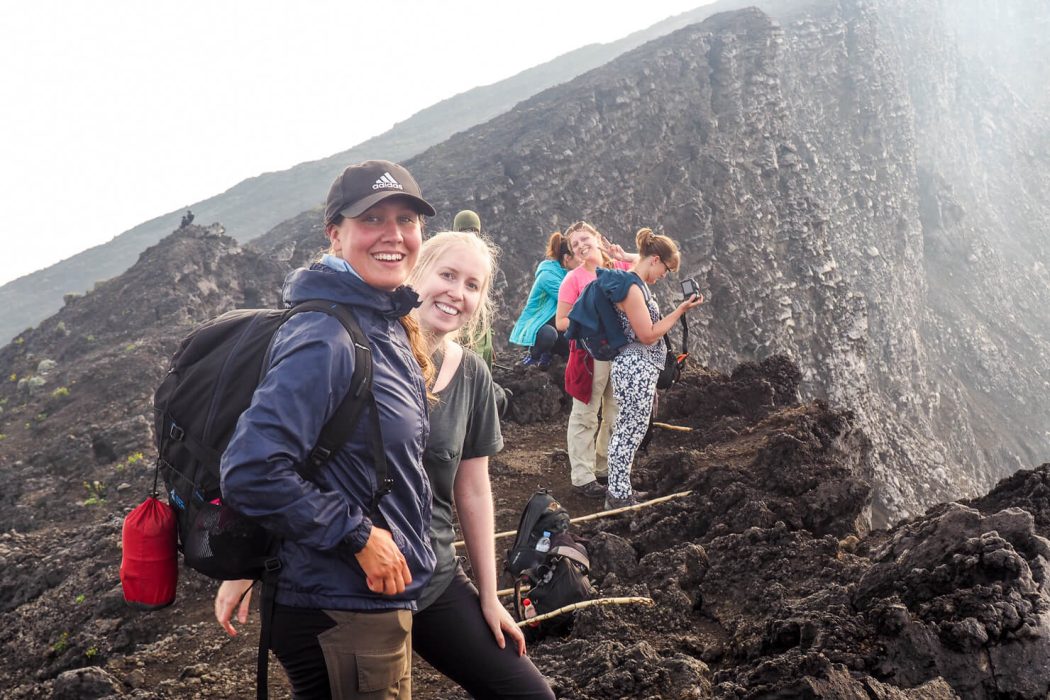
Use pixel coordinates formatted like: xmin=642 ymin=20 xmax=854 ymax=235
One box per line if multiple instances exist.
xmin=566 ymin=269 xmax=643 ymax=361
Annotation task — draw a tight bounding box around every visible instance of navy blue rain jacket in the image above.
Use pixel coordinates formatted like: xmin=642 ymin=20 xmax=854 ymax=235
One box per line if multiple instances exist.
xmin=220 ymin=263 xmax=434 ymax=610
xmin=565 ymin=268 xmax=643 ymax=354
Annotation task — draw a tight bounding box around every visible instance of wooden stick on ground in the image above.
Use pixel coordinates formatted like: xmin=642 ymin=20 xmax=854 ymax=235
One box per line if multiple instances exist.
xmin=455 ymin=491 xmax=694 ymax=547
xmin=652 ymin=421 xmax=692 ymax=432
xmin=570 ymin=490 xmax=693 ymax=524
xmin=516 ymin=596 xmax=654 ymax=628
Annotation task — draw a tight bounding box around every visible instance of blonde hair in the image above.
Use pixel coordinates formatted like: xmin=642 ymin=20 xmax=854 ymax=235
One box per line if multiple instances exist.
xmin=407 ymin=231 xmax=499 ymax=346
xmin=635 ymin=227 xmax=681 ymax=272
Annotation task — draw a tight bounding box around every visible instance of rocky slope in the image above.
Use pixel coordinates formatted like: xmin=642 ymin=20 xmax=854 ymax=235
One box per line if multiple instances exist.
xmin=0 ymin=222 xmax=1048 ymax=697
xmin=254 ymin=0 xmax=1050 ymax=523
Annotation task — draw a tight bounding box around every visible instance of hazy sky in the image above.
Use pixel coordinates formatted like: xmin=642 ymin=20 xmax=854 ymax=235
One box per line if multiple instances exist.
xmin=0 ymin=1 xmax=711 ymax=287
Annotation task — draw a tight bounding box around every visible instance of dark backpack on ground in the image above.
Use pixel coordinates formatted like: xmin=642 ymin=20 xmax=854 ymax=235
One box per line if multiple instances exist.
xmin=505 ymin=490 xmax=570 ymax=578
xmin=152 ymin=300 xmax=382 ymax=581
xmin=506 ymin=491 xmax=595 ymax=641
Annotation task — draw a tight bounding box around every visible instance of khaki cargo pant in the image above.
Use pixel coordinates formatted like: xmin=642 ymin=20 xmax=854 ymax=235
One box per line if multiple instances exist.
xmin=318 ymin=609 xmax=412 ymax=700
xmin=566 ymin=358 xmax=619 ymax=486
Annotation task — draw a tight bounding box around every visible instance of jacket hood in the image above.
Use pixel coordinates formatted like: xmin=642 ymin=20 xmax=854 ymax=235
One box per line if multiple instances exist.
xmin=536 ymin=259 xmax=566 ymax=276
xmin=283 ymin=263 xmax=419 ymax=318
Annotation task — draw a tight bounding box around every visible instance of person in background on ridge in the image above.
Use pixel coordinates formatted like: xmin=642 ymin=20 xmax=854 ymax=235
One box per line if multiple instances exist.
xmin=555 ymin=221 xmax=636 ymax=499
xmin=509 ymin=231 xmax=578 ymax=368
xmin=215 ymin=159 xmax=437 ymax=699
xmin=452 ymin=209 xmax=510 ymax=417
xmin=452 ymin=209 xmax=482 ymax=235
xmin=605 ymin=228 xmax=702 ymax=509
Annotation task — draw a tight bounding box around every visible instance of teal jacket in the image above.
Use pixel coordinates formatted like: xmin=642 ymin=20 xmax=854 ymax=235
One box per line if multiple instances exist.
xmin=509 ymin=259 xmax=567 ymax=347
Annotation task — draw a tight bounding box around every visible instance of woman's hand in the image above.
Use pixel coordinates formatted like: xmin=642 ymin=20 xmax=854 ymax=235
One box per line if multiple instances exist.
xmin=481 ymin=595 xmax=527 ymax=656
xmin=603 ymin=238 xmax=639 ymax=263
xmin=675 ymin=292 xmax=704 ymax=317
xmin=215 ymin=579 xmax=254 ymax=637
xmin=355 ymin=526 xmax=412 ymax=595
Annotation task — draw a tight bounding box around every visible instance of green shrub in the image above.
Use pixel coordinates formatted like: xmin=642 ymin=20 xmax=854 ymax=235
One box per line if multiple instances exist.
xmin=82 ymin=481 xmax=105 ymax=506
xmin=52 ymin=631 xmax=69 ymax=653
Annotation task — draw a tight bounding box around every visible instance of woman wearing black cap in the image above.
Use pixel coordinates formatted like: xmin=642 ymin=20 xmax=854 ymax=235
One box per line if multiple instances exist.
xmin=215 ymin=160 xmax=437 ymax=698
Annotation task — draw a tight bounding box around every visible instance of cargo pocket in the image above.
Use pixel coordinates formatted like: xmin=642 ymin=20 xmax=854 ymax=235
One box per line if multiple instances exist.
xmin=319 ymin=609 xmax=411 ymax=698
xmin=356 ymin=648 xmax=408 ymax=693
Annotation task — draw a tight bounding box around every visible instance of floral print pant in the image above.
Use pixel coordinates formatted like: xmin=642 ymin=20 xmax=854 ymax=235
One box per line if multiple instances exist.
xmin=607 ymin=352 xmax=659 ymax=499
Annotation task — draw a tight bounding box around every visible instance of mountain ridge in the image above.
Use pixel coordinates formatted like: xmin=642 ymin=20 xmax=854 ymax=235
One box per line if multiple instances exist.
xmin=0 ymin=3 xmax=737 ymax=346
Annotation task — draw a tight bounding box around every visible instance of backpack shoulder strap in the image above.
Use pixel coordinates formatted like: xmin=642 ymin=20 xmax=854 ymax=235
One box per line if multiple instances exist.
xmin=280 ymin=301 xmax=386 ymax=495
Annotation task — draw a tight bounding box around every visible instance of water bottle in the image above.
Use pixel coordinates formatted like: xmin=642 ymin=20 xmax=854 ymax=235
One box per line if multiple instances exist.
xmin=522 ymin=597 xmax=539 ymax=627
xmin=535 ymin=531 xmax=551 ymax=553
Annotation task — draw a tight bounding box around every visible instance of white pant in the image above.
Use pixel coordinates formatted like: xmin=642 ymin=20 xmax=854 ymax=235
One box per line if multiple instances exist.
xmin=566 ymin=359 xmax=619 ymax=486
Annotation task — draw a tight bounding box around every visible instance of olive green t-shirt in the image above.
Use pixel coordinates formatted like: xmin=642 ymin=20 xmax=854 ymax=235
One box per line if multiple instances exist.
xmin=416 ymin=348 xmax=504 ymax=611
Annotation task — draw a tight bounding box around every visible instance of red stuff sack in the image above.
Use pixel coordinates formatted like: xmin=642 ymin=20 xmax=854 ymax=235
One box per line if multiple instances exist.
xmin=120 ymin=496 xmax=178 ymax=609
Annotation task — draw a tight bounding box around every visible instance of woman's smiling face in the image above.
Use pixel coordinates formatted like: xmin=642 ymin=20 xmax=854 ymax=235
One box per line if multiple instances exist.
xmin=568 ymin=227 xmax=603 ymax=266
xmin=327 ymin=196 xmax=422 ymax=291
xmin=414 ymin=242 xmax=488 ymax=336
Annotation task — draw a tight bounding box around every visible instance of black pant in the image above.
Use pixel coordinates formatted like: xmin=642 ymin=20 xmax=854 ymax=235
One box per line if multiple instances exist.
xmin=413 ymin=569 xmax=554 ymax=700
xmin=530 ymin=320 xmax=569 ymax=360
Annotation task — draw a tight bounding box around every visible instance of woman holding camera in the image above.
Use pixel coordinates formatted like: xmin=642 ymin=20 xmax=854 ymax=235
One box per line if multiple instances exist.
xmin=605 ymin=228 xmax=702 ymax=509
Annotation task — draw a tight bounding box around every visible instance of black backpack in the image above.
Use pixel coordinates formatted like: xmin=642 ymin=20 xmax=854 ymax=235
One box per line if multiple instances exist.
xmin=505 ymin=491 xmax=570 ymax=578
xmin=153 ymin=300 xmax=386 ymax=581
xmin=506 ymin=492 xmax=595 ymax=640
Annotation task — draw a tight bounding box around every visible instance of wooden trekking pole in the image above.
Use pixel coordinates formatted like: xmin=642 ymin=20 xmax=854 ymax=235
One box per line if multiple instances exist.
xmin=455 ymin=491 xmax=694 ymax=547
xmin=516 ymin=596 xmax=654 ymax=627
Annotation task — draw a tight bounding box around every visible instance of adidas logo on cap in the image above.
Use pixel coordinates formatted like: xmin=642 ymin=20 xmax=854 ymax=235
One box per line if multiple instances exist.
xmin=372 ymin=172 xmax=404 ymax=191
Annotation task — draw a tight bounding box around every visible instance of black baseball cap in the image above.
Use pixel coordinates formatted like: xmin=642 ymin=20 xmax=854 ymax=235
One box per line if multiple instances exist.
xmin=324 ymin=160 xmax=436 ymax=225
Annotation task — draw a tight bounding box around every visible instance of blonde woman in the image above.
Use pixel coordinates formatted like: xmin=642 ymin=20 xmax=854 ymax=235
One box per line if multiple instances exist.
xmin=406 ymin=231 xmax=553 ymax=699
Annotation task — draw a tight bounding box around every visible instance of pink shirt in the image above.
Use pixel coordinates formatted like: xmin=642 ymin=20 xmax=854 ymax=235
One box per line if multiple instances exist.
xmin=557 ymin=261 xmax=631 ymax=305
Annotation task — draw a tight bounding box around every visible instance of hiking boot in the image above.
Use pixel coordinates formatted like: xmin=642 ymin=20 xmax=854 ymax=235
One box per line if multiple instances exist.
xmin=573 ymin=480 xmax=606 ymax=499
xmin=604 ymin=490 xmax=649 ymax=510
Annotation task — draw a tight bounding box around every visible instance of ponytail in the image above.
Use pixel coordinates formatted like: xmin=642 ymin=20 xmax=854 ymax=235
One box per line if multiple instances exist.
xmin=399 ymin=314 xmax=437 ymax=403
xmin=635 ymin=227 xmax=681 ymax=272
xmin=545 ymin=231 xmax=569 ymax=261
